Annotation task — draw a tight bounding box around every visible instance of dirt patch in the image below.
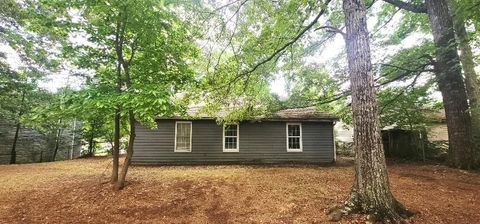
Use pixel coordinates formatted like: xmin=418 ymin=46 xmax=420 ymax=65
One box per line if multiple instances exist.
xmin=0 ymin=157 xmax=479 ymax=223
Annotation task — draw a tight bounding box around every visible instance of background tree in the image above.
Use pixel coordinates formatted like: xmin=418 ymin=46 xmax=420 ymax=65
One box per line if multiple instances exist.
xmin=384 ymin=0 xmax=476 ymax=170
xmin=448 ymin=0 xmax=480 ymax=166
xmin=196 ymin=0 xmax=412 ymax=221
xmin=65 ymin=0 xmax=199 ymax=190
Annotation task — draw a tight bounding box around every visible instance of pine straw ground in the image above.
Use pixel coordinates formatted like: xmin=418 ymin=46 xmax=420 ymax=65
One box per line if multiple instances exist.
xmin=0 ymin=157 xmax=479 ymax=224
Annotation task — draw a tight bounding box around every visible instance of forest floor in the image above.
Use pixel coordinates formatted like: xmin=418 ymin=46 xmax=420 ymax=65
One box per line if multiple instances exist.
xmin=0 ymin=157 xmax=479 ymax=224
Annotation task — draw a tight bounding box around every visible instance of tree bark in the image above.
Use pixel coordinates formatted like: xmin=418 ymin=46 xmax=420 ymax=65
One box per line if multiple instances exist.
xmin=448 ymin=0 xmax=480 ymax=167
xmin=10 ymin=122 xmax=20 ymax=164
xmin=88 ymin=133 xmax=95 ymax=156
xmin=115 ymin=110 xmax=135 ymax=191
xmin=425 ymin=0 xmax=475 ymax=169
xmin=111 ymin=9 xmax=127 ymax=184
xmin=112 ymin=110 xmax=120 ymax=183
xmin=115 ymin=59 xmax=135 ymax=191
xmin=328 ymin=0 xmax=411 ymax=222
xmin=52 ymin=128 xmax=63 ymax=161
xmin=9 ymin=91 xmax=25 ymax=164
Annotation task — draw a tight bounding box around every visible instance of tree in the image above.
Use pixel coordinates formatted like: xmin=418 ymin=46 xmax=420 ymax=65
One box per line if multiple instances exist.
xmin=28 ymin=88 xmax=78 ymax=162
xmin=1 ymin=0 xmax=72 ymax=164
xmin=65 ymin=0 xmax=198 ymax=190
xmin=325 ymin=0 xmax=411 ymax=222
xmin=448 ymin=0 xmax=480 ymax=166
xmin=0 ymin=61 xmax=45 ymax=164
xmin=383 ymin=0 xmax=476 ymax=169
xmin=195 ymin=0 xmax=411 ymax=221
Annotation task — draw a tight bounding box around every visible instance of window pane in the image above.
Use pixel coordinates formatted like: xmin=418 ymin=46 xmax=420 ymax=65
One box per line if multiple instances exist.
xmin=288 ymin=125 xmax=300 ymax=137
xmin=225 ymin=137 xmax=237 ymax=149
xmin=176 ymin=123 xmax=191 ymax=151
xmin=225 ymin=124 xmax=237 ymax=136
xmin=288 ymin=137 xmax=300 ymax=149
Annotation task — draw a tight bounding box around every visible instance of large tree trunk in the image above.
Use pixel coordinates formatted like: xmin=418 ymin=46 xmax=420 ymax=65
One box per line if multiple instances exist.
xmin=425 ymin=0 xmax=475 ymax=169
xmin=448 ymin=0 xmax=480 ymax=167
xmin=328 ymin=0 xmax=411 ymax=222
xmin=115 ymin=110 xmax=135 ymax=191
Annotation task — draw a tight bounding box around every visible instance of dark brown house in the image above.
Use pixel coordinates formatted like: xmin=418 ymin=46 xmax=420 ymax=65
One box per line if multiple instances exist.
xmin=132 ymin=107 xmax=337 ymax=164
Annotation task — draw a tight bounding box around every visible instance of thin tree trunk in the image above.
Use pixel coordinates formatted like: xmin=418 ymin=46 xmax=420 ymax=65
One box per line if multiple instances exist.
xmin=111 ymin=60 xmax=122 ymax=183
xmin=88 ymin=133 xmax=95 ymax=156
xmin=448 ymin=0 xmax=480 ymax=167
xmin=10 ymin=122 xmax=21 ymax=164
xmin=115 ymin=110 xmax=135 ymax=191
xmin=112 ymin=10 xmax=127 ymax=184
xmin=115 ymin=59 xmax=135 ymax=190
xmin=9 ymin=91 xmax=25 ymax=164
xmin=114 ymin=38 xmax=138 ymax=189
xmin=52 ymin=128 xmax=63 ymax=161
xmin=328 ymin=0 xmax=411 ymax=222
xmin=112 ymin=110 xmax=120 ymax=183
xmin=425 ymin=0 xmax=475 ymax=169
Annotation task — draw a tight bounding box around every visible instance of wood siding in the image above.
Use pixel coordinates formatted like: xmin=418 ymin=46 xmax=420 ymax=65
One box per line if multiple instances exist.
xmin=132 ymin=120 xmax=335 ymax=164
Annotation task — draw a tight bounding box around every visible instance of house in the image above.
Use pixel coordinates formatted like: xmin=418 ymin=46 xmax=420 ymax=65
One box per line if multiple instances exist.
xmin=0 ymin=119 xmax=82 ymax=164
xmin=132 ymin=107 xmax=337 ymax=164
xmin=335 ymin=110 xmax=449 ymax=145
xmin=381 ymin=129 xmax=426 ymax=159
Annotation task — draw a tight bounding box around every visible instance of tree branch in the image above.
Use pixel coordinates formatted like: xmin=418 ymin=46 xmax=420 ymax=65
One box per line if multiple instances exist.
xmin=382 ymin=0 xmax=427 ymax=13
xmin=380 ymin=70 xmax=422 ymax=113
xmin=315 ymin=25 xmax=346 ymax=38
xmin=237 ymin=0 xmax=333 ymax=78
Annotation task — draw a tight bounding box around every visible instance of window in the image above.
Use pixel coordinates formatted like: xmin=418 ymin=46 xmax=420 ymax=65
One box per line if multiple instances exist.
xmin=286 ymin=123 xmax=302 ymax=152
xmin=175 ymin=121 xmax=192 ymax=152
xmin=223 ymin=124 xmax=239 ymax=152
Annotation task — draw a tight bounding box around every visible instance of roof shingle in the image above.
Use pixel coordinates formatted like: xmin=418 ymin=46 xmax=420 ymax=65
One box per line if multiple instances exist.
xmin=159 ymin=106 xmax=336 ymax=121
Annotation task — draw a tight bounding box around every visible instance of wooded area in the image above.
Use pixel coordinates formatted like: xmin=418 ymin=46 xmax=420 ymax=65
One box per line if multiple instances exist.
xmin=1 ymin=0 xmax=479 ymax=222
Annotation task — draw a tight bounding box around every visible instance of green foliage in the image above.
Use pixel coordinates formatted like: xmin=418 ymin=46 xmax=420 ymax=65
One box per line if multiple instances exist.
xmin=454 ymin=0 xmax=480 ymax=29
xmin=378 ymin=41 xmax=435 ymax=83
xmin=376 ymin=42 xmax=440 ymax=130
xmin=378 ymin=85 xmax=437 ymax=130
xmin=389 ymin=13 xmax=429 ymax=45
xmin=194 ymin=0 xmax=334 ymax=121
xmin=0 ymin=60 xmax=48 ymax=126
xmin=284 ymin=65 xmax=340 ymax=108
xmin=58 ymin=0 xmax=199 ymax=130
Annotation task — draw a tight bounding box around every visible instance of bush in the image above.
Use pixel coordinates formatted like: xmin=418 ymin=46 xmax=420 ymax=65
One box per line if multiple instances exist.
xmin=424 ymin=140 xmax=448 ymax=162
xmin=336 ymin=142 xmax=354 ymax=157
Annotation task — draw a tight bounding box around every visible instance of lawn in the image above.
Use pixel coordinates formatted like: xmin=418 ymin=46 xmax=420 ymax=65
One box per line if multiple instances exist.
xmin=0 ymin=157 xmax=479 ymax=223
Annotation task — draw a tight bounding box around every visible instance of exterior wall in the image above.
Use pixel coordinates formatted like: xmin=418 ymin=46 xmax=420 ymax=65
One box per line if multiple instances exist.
xmin=336 ymin=122 xmax=449 ymax=143
xmin=132 ymin=120 xmax=335 ymax=164
xmin=427 ymin=123 xmax=449 ymax=142
xmin=0 ymin=120 xmax=82 ymax=164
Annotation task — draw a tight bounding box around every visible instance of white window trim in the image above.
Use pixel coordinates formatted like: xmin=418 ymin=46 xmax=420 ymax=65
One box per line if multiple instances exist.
xmin=223 ymin=123 xmax=239 ymax=152
xmin=286 ymin=123 xmax=303 ymax=152
xmin=174 ymin=121 xmax=192 ymax=152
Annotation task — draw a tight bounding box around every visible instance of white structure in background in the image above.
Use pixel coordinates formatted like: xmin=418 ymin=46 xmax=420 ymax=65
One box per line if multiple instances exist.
xmin=334 ymin=110 xmax=449 ymax=144
xmin=334 ymin=122 xmax=354 ymax=143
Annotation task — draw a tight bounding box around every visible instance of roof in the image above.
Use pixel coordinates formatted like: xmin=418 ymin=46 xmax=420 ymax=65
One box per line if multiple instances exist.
xmin=158 ymin=106 xmax=336 ymax=122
